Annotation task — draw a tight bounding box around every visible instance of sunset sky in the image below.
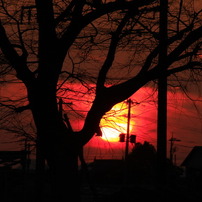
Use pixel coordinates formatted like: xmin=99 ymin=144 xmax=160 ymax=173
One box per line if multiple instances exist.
xmin=0 ymin=0 xmax=202 ymax=169
xmin=84 ymin=85 xmax=202 ymax=166
xmin=1 ymin=81 xmax=202 ymax=167
xmin=1 ymin=77 xmax=202 ymax=167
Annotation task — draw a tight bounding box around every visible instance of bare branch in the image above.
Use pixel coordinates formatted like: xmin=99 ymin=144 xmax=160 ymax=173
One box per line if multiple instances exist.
xmin=0 ymin=21 xmax=34 ymax=84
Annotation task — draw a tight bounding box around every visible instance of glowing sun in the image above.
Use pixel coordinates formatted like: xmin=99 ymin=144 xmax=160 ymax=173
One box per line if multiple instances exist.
xmin=100 ymin=101 xmax=135 ymax=142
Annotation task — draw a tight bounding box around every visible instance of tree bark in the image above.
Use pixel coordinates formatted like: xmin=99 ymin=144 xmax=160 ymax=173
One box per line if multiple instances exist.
xmin=27 ymin=81 xmax=81 ymax=201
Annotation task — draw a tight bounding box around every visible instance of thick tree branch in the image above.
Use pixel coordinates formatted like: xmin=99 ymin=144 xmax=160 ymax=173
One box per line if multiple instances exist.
xmin=139 ymin=20 xmax=194 ymax=74
xmin=96 ymin=11 xmax=133 ymax=92
xmin=0 ymin=102 xmax=30 ymax=113
xmin=35 ymin=0 xmax=63 ymax=84
xmin=59 ymin=0 xmax=156 ymax=52
xmin=168 ymin=25 xmax=202 ymax=66
xmin=54 ymin=0 xmax=77 ymax=25
xmin=167 ymin=62 xmax=202 ymax=76
xmin=35 ymin=0 xmax=56 ymax=40
xmin=81 ymin=11 xmax=201 ymax=145
xmin=0 ymin=21 xmax=34 ymax=85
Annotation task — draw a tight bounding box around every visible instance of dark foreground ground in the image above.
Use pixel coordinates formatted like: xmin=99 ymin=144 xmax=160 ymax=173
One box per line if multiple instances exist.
xmin=1 ymin=170 xmax=202 ymax=202
xmin=81 ymin=183 xmax=202 ymax=202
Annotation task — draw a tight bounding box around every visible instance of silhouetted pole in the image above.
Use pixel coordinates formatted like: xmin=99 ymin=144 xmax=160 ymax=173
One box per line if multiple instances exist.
xmin=123 ymin=99 xmax=132 ymax=186
xmin=169 ymin=133 xmax=181 ymax=165
xmin=125 ymin=99 xmax=132 ymax=160
xmin=157 ymin=0 xmax=168 ymax=187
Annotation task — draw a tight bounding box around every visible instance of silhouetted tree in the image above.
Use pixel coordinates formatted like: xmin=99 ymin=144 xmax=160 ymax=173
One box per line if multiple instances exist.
xmin=127 ymin=141 xmax=157 ymax=184
xmin=0 ymin=1 xmax=201 ymax=201
xmin=127 ymin=141 xmax=183 ymax=186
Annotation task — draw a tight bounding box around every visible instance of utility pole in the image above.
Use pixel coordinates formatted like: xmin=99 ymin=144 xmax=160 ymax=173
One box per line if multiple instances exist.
xmin=123 ymin=98 xmax=132 ymax=187
xmin=157 ymin=0 xmax=168 ymax=187
xmin=125 ymin=99 xmax=132 ymax=160
xmin=169 ymin=133 xmax=181 ymax=165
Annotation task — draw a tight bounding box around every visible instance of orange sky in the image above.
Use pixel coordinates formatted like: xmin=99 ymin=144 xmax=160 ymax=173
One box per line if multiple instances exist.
xmin=0 ymin=82 xmax=202 ymax=166
xmin=0 ymin=1 xmax=202 ymax=170
xmin=57 ymin=84 xmax=202 ymax=166
xmin=82 ymin=86 xmax=202 ymax=166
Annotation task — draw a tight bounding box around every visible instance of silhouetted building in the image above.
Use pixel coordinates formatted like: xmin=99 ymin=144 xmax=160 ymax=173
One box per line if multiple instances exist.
xmin=181 ymin=146 xmax=202 ymax=187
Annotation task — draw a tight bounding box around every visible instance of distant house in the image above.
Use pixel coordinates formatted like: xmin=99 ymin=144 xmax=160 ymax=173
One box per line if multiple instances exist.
xmin=181 ymin=146 xmax=202 ymax=186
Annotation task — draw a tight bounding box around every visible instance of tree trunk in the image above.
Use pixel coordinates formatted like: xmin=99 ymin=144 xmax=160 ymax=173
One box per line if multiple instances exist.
xmin=36 ymin=122 xmax=81 ymax=202
xmin=50 ymin=148 xmax=80 ymax=202
xmin=28 ymin=83 xmax=81 ymax=202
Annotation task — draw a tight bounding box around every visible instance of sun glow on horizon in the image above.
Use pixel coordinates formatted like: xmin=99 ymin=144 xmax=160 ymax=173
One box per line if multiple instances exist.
xmin=100 ymin=101 xmax=136 ymax=142
xmin=101 ymin=127 xmax=121 ymax=142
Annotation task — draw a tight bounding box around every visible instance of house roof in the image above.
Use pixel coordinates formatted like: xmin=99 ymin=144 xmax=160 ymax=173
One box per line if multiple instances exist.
xmin=181 ymin=146 xmax=202 ymax=169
